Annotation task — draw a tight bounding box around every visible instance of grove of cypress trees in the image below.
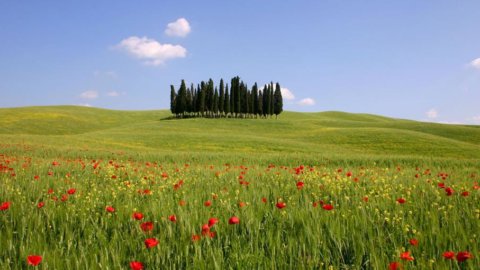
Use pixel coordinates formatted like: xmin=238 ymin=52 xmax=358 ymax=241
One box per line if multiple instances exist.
xmin=169 ymin=77 xmax=283 ymax=119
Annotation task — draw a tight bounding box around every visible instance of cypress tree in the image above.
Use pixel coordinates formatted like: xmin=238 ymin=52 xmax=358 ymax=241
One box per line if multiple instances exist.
xmin=225 ymin=84 xmax=230 ymax=117
xmin=199 ymin=82 xmax=206 ymax=116
xmin=257 ymin=90 xmax=263 ymax=117
xmin=213 ymin=87 xmax=219 ymax=117
xmin=175 ymin=80 xmax=187 ymax=117
xmin=219 ymin=79 xmax=225 ymax=115
xmin=252 ymin=83 xmax=258 ymax=117
xmin=269 ymin=85 xmax=274 ymax=118
xmin=170 ymin=85 xmax=176 ymax=116
xmin=273 ymin=82 xmax=283 ymax=118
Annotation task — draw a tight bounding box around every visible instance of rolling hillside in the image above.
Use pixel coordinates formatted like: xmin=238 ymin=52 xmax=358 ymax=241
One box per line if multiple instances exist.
xmin=0 ymin=106 xmax=479 ymax=165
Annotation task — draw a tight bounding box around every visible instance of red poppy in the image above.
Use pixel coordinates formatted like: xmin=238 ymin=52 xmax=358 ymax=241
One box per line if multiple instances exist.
xmin=179 ymin=200 xmax=186 ymax=206
xmin=389 ymin=262 xmax=401 ymax=270
xmin=169 ymin=215 xmax=177 ymax=222
xmin=132 ymin=212 xmax=144 ymax=220
xmin=396 ymin=198 xmax=406 ymax=204
xmin=409 ymin=238 xmax=418 ymax=246
xmin=445 ymin=187 xmax=454 ymax=196
xmin=27 ymin=255 xmax=42 ymax=266
xmin=0 ymin=201 xmax=11 ymax=211
xmin=346 ymin=171 xmax=352 ymax=177
xmin=261 ymin=197 xmax=267 ymax=203
xmin=238 ymin=202 xmax=246 ymax=208
xmin=442 ymin=251 xmax=455 ymax=260
xmin=204 ymin=200 xmax=212 ymax=207
xmin=362 ymin=196 xmax=369 ymax=202
xmin=201 ymin=224 xmax=210 ymax=235
xmin=208 ymin=217 xmax=218 ymax=227
xmin=400 ymin=251 xmax=414 ymax=261
xmin=456 ymin=251 xmax=473 ymax=262
xmin=37 ymin=202 xmax=45 ymax=209
xmin=461 ymin=191 xmax=469 ymax=197
xmin=296 ymin=181 xmax=304 ymax=190
xmin=229 ymin=216 xmax=240 ymax=225
xmin=192 ymin=234 xmax=201 ymax=242
xmin=322 ymin=204 xmax=334 ymax=211
xmin=140 ymin=222 xmax=154 ymax=232
xmin=105 ymin=206 xmax=115 ymax=213
xmin=144 ymin=238 xmax=159 ymax=248
xmin=130 ymin=261 xmax=144 ymax=270
xmin=67 ymin=188 xmax=76 ymax=195
xmin=276 ymin=202 xmax=286 ymax=209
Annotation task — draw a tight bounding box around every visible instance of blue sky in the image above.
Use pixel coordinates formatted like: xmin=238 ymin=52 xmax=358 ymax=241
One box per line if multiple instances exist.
xmin=1 ymin=1 xmax=479 ymax=124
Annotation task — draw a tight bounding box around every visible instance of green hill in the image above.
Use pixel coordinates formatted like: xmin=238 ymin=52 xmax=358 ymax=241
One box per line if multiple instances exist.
xmin=0 ymin=106 xmax=479 ymax=165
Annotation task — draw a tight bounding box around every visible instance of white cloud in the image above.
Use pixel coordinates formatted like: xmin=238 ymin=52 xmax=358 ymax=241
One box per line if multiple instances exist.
xmin=80 ymin=90 xmax=99 ymax=100
xmin=280 ymin=88 xmax=295 ymax=100
xmin=165 ymin=18 xmax=191 ymax=37
xmin=117 ymin=36 xmax=187 ymax=66
xmin=470 ymin=58 xmax=480 ymax=69
xmin=78 ymin=103 xmax=92 ymax=107
xmin=107 ymin=91 xmax=120 ymax=97
xmin=297 ymin=98 xmax=315 ymax=106
xmin=426 ymin=108 xmax=438 ymax=119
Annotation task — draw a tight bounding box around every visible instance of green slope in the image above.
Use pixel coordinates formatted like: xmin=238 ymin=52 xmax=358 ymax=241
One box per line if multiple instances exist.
xmin=0 ymin=106 xmax=479 ymax=164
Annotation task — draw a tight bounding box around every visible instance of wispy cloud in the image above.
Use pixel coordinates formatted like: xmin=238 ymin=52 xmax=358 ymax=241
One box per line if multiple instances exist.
xmin=165 ymin=18 xmax=191 ymax=37
xmin=79 ymin=90 xmax=99 ymax=100
xmin=470 ymin=58 xmax=480 ymax=69
xmin=116 ymin=36 xmax=187 ymax=66
xmin=297 ymin=98 xmax=315 ymax=106
xmin=426 ymin=108 xmax=438 ymax=119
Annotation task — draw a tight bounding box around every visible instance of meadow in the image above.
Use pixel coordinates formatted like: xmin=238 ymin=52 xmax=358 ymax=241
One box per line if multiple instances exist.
xmin=0 ymin=106 xmax=479 ymax=269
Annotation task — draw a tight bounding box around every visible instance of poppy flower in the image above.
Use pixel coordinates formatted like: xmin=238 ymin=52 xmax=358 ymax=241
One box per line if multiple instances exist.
xmin=192 ymin=234 xmax=201 ymax=242
xmin=204 ymin=200 xmax=212 ymax=207
xmin=144 ymin=238 xmax=159 ymax=248
xmin=396 ymin=198 xmax=406 ymax=204
xmin=229 ymin=216 xmax=240 ymax=225
xmin=409 ymin=238 xmax=418 ymax=246
xmin=296 ymin=181 xmax=304 ymax=190
xmin=0 ymin=201 xmax=11 ymax=211
xmin=346 ymin=171 xmax=352 ymax=177
xmin=445 ymin=187 xmax=454 ymax=196
xmin=67 ymin=188 xmax=76 ymax=195
xmin=276 ymin=202 xmax=286 ymax=209
xmin=400 ymin=251 xmax=414 ymax=261
xmin=37 ymin=202 xmax=45 ymax=209
xmin=442 ymin=251 xmax=455 ymax=260
xmin=105 ymin=206 xmax=115 ymax=213
xmin=456 ymin=251 xmax=473 ymax=262
xmin=362 ymin=196 xmax=369 ymax=202
xmin=389 ymin=262 xmax=401 ymax=270
xmin=169 ymin=215 xmax=177 ymax=222
xmin=201 ymin=224 xmax=210 ymax=235
xmin=208 ymin=217 xmax=218 ymax=227
xmin=322 ymin=204 xmax=334 ymax=211
xmin=27 ymin=255 xmax=42 ymax=266
xmin=261 ymin=197 xmax=267 ymax=203
xmin=130 ymin=261 xmax=144 ymax=270
xmin=140 ymin=222 xmax=154 ymax=232
xmin=461 ymin=191 xmax=469 ymax=197
xmin=238 ymin=202 xmax=246 ymax=208
xmin=179 ymin=200 xmax=186 ymax=206
xmin=132 ymin=212 xmax=144 ymax=220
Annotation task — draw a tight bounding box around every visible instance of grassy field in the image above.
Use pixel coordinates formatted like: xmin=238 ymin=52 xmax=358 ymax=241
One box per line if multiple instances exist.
xmin=0 ymin=106 xmax=479 ymax=269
